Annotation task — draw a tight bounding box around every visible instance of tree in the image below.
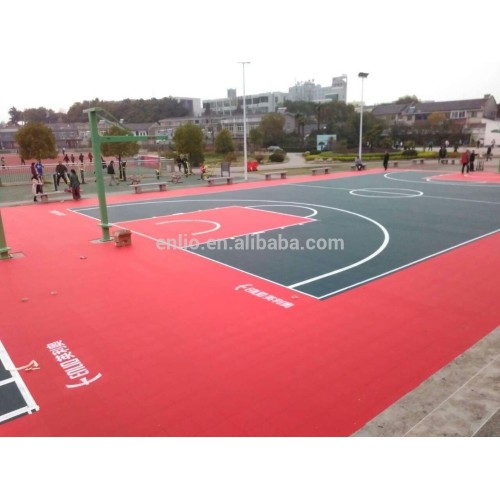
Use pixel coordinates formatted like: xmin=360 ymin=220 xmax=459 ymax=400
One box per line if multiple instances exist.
xmin=173 ymin=123 xmax=204 ymax=166
xmin=427 ymin=112 xmax=447 ymax=126
xmin=15 ymin=122 xmax=57 ymax=160
xmin=258 ymin=113 xmax=285 ymax=147
xmin=249 ymin=127 xmax=264 ymax=150
xmin=214 ymin=128 xmax=235 ymax=155
xmin=395 ymin=95 xmax=419 ymax=104
xmin=100 ymin=125 xmax=140 ymax=167
xmin=8 ymin=107 xmax=23 ymax=125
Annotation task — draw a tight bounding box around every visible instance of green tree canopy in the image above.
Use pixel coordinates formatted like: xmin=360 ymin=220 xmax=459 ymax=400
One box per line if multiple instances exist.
xmin=249 ymin=127 xmax=264 ymax=150
xmin=395 ymin=95 xmax=419 ymax=104
xmin=14 ymin=122 xmax=57 ymax=160
xmin=173 ymin=123 xmax=204 ymax=166
xmin=8 ymin=107 xmax=23 ymax=125
xmin=67 ymin=97 xmax=191 ymax=123
xmin=22 ymin=107 xmax=65 ymax=124
xmin=100 ymin=125 xmax=140 ymax=160
xmin=214 ymin=128 xmax=235 ymax=155
xmin=258 ymin=113 xmax=285 ymax=147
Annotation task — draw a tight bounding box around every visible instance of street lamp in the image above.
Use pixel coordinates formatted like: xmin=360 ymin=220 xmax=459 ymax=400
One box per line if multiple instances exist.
xmin=358 ymin=72 xmax=369 ymax=162
xmin=238 ymin=62 xmax=250 ymax=181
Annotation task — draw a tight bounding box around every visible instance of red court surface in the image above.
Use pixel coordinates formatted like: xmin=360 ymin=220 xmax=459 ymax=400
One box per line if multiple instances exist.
xmin=426 ymin=171 xmax=500 ymax=183
xmin=0 ymin=173 xmax=499 ymax=436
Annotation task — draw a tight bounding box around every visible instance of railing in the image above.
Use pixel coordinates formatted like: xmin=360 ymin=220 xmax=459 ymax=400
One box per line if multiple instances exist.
xmin=0 ymin=158 xmax=176 ymax=186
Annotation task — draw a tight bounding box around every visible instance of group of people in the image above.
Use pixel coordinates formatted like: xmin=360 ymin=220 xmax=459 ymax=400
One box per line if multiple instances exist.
xmin=62 ymin=152 xmax=86 ymax=166
xmin=31 ymin=159 xmax=81 ymax=201
xmin=460 ymin=150 xmax=478 ymax=174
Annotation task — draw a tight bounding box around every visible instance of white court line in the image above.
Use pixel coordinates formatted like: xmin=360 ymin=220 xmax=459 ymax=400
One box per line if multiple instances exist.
xmin=419 ymin=194 xmax=500 ymax=206
xmin=385 ymin=171 xmax=500 ymax=188
xmin=315 ymin=228 xmax=500 ymax=299
xmin=246 ymin=204 xmax=318 ymax=218
xmin=74 ymin=198 xmax=388 ymax=298
xmin=0 ymin=341 xmax=39 ymax=423
xmin=71 ymin=195 xmax=499 ymax=299
xmin=155 ymin=219 xmax=221 ymax=236
xmin=290 ymin=211 xmax=390 ymax=288
xmin=109 ymin=222 xmax=318 ymax=300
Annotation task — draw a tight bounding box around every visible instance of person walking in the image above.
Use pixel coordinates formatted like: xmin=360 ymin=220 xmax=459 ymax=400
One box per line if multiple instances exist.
xmin=32 ymin=174 xmax=43 ymax=202
xmin=438 ymin=145 xmax=447 ymax=164
xmin=107 ymin=160 xmax=118 ymax=185
xmin=486 ymin=145 xmax=492 ymax=161
xmin=181 ymin=155 xmax=190 ymax=176
xmin=69 ymin=169 xmax=81 ymax=200
xmin=383 ymin=150 xmax=389 ymax=171
xmin=460 ymin=149 xmax=470 ymax=174
xmin=79 ymin=153 xmax=84 ymax=166
xmin=176 ymin=154 xmax=183 ymax=173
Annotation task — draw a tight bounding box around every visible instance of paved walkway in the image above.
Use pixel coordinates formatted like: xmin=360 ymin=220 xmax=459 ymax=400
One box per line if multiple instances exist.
xmin=354 ymin=327 xmax=500 ymax=436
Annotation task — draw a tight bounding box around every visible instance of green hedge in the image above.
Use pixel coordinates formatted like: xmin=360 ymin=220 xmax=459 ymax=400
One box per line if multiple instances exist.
xmin=305 ymin=151 xmax=461 ymax=162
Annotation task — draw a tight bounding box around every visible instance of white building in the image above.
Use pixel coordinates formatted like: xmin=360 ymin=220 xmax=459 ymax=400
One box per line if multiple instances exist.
xmin=203 ymin=90 xmax=287 ymax=116
xmin=287 ymin=75 xmax=347 ymax=103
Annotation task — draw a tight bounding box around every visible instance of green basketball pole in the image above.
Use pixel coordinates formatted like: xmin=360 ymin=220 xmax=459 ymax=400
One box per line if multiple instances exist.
xmin=85 ymin=108 xmax=113 ymax=242
xmin=84 ymin=107 xmax=169 ymax=243
xmin=0 ymin=210 xmax=12 ymax=260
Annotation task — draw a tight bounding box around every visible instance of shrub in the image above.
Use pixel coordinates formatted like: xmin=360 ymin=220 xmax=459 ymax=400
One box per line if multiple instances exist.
xmin=254 ymin=152 xmax=266 ymax=164
xmin=401 ymin=149 xmax=418 ymax=157
xmin=224 ymin=152 xmax=237 ymax=162
xmin=269 ymin=150 xmax=286 ymax=163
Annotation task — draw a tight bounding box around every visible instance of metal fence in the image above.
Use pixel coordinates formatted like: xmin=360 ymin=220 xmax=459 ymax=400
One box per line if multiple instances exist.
xmin=0 ymin=158 xmax=176 ymax=186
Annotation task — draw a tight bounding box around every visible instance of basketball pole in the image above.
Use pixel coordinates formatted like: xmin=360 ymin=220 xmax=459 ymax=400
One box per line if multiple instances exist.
xmin=0 ymin=209 xmax=12 ymax=260
xmin=84 ymin=107 xmax=169 ymax=243
xmin=85 ymin=108 xmax=113 ymax=242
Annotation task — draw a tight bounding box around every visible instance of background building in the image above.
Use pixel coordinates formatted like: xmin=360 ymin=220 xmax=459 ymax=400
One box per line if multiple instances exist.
xmin=287 ymin=75 xmax=347 ymax=103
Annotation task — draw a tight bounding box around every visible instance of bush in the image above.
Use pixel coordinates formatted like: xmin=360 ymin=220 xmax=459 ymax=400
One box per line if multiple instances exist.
xmin=224 ymin=152 xmax=237 ymax=162
xmin=401 ymin=149 xmax=418 ymax=157
xmin=269 ymin=150 xmax=286 ymax=163
xmin=254 ymin=152 xmax=266 ymax=164
xmin=189 ymin=151 xmax=205 ymax=168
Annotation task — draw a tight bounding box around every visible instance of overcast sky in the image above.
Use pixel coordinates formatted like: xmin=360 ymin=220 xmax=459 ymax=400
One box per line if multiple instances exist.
xmin=2 ymin=0 xmax=499 ymax=123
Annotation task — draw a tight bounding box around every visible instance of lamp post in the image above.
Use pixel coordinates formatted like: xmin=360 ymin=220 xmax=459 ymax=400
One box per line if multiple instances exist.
xmin=358 ymin=72 xmax=369 ymax=162
xmin=238 ymin=62 xmax=250 ymax=181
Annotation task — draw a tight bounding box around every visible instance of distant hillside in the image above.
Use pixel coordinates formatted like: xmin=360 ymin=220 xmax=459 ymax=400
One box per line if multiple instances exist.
xmin=9 ymin=97 xmax=192 ymax=125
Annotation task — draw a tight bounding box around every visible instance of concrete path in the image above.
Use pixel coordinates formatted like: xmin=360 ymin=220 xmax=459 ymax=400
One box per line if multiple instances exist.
xmin=354 ymin=327 xmax=500 ymax=437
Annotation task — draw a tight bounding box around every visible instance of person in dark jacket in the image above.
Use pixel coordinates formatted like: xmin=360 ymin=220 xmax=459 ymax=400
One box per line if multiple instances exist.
xmin=55 ymin=161 xmax=68 ymax=186
xmin=469 ymin=150 xmax=476 ymax=172
xmin=69 ymin=169 xmax=81 ymax=200
xmin=383 ymin=151 xmax=389 ymax=171
xmin=107 ymin=160 xmax=118 ymax=185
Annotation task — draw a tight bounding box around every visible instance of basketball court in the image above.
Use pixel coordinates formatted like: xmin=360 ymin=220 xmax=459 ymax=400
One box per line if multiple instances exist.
xmin=0 ymin=168 xmax=499 ymax=436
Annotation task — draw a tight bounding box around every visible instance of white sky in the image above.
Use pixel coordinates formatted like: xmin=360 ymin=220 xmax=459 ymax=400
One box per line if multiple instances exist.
xmin=2 ymin=0 xmax=499 ymax=123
